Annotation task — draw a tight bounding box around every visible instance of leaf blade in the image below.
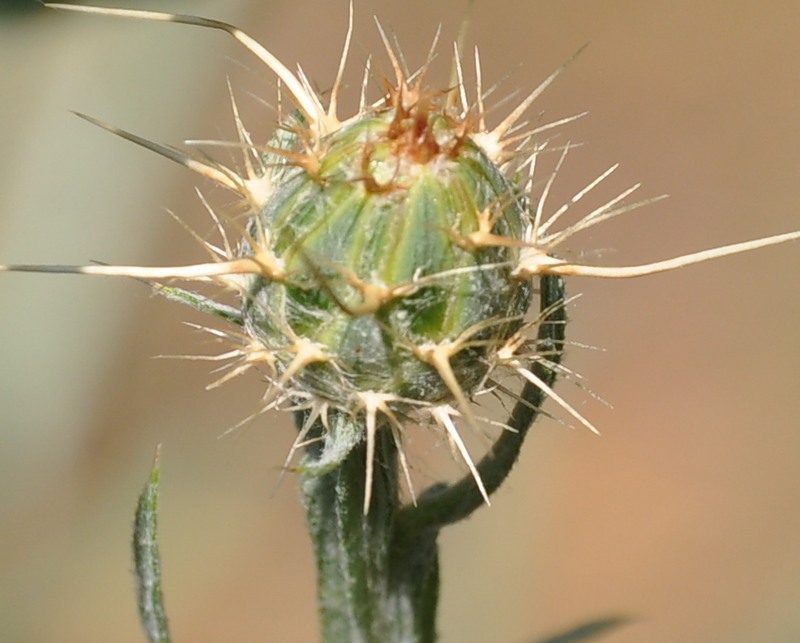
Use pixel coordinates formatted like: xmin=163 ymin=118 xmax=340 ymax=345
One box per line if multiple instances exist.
xmin=133 ymin=445 xmax=172 ymax=643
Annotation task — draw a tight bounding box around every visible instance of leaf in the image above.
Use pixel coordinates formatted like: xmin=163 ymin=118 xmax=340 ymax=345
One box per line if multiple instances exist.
xmin=154 ymin=284 xmax=243 ymax=325
xmin=133 ymin=445 xmax=172 ymax=643
xmin=535 ymin=615 xmax=632 ymax=643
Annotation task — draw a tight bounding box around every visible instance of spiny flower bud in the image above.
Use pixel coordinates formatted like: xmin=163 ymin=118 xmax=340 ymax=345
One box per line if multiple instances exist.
xmin=243 ymin=107 xmax=530 ymax=411
xmin=5 ymin=3 xmax=800 ymax=515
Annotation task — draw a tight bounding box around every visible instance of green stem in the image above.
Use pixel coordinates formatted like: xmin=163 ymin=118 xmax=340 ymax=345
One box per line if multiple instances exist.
xmin=299 ymin=275 xmax=566 ymax=642
xmin=398 ymin=274 xmax=567 ymax=532
xmin=302 ymin=412 xmax=416 ymax=642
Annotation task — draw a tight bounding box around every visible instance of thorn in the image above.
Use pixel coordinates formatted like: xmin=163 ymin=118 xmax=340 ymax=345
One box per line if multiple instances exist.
xmin=546 ymin=194 xmax=669 ymax=249
xmin=386 ymin=412 xmax=416 ymax=507
xmin=414 ymin=342 xmax=483 ymax=437
xmin=72 ymin=111 xmax=243 ymax=192
xmin=364 ymin=400 xmax=376 ymax=516
xmin=474 ymin=44 xmax=587 ymax=161
xmin=164 ymin=208 xmax=224 ymax=262
xmin=507 ymin=360 xmax=599 ymax=434
xmin=216 ymin=393 xmax=286 ymax=440
xmin=373 ymin=18 xmax=401 ymax=87
xmin=450 ymin=43 xmax=467 ymax=115
xmin=226 ymin=79 xmax=264 ymax=190
xmin=519 ymin=230 xmax=800 ymax=279
xmin=300 ymin=253 xmax=416 ymax=316
xmin=431 ymin=405 xmax=490 ymax=505
xmin=206 ymin=341 xmax=275 ymax=390
xmin=493 ymin=44 xmax=587 ymax=141
xmin=194 ymin=188 xmax=234 ymax=260
xmin=277 ymin=336 xmax=330 ymax=388
xmin=1 ymin=257 xmax=268 ymax=281
xmin=360 ymin=391 xmax=381 ymax=514
xmin=445 ymin=198 xmax=525 ymax=251
xmin=278 ymin=399 xmax=328 ymax=490
xmin=531 ymin=142 xmax=571 ymax=238
xmin=474 ymin=47 xmax=486 ymax=133
xmin=359 ymin=55 xmax=373 ymax=113
xmin=327 ymin=0 xmax=354 ymax=123
xmin=46 ymin=3 xmax=328 ymax=132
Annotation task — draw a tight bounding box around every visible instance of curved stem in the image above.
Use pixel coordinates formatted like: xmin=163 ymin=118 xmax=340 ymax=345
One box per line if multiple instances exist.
xmin=396 ymin=274 xmax=567 ymax=532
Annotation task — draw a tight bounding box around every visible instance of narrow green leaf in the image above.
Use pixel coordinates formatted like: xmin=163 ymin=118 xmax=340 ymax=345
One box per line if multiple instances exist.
xmin=154 ymin=284 xmax=244 ymax=325
xmin=133 ymin=445 xmax=172 ymax=643
xmin=535 ymin=615 xmax=632 ymax=643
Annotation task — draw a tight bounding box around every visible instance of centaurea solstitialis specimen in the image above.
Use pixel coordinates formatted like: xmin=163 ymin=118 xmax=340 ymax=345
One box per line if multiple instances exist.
xmin=3 ymin=4 xmax=800 ymax=642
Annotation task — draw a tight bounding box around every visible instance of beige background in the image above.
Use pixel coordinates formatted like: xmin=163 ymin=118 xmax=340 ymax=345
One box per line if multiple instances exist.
xmin=1 ymin=1 xmax=800 ymax=642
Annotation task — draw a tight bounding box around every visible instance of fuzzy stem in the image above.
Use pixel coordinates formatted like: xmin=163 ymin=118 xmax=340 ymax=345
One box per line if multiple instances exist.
xmin=299 ymin=275 xmax=565 ymax=642
xmin=301 ymin=411 xmax=418 ymax=642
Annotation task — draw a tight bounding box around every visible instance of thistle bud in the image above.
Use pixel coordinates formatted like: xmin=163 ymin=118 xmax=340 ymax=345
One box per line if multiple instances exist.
xmin=242 ymin=106 xmax=530 ymax=412
xmin=7 ymin=3 xmax=800 ymax=513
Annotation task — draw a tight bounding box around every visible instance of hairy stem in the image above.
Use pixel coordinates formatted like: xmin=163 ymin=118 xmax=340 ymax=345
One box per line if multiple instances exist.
xmin=299 ymin=275 xmax=566 ymax=642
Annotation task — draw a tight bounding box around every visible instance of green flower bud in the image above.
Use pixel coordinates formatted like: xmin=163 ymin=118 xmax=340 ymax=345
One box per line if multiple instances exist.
xmin=8 ymin=4 xmax=800 ymax=513
xmin=242 ymin=107 xmax=531 ymax=412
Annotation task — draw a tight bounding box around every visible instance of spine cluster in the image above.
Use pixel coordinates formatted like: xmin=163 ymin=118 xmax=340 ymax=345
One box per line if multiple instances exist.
xmin=5 ymin=3 xmax=800 ymax=513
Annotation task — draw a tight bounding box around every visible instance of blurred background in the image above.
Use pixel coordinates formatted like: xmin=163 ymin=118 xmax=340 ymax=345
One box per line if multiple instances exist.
xmin=1 ymin=1 xmax=800 ymax=641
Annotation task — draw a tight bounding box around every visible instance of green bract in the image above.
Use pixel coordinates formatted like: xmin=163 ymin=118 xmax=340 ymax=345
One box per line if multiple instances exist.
xmin=243 ymin=109 xmax=531 ymax=409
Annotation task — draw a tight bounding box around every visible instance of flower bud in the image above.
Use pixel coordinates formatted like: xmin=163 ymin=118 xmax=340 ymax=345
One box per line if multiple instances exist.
xmin=242 ymin=106 xmax=531 ymax=413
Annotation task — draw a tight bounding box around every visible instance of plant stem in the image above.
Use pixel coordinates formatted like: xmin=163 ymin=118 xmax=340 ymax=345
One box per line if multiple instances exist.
xmin=301 ymin=412 xmax=411 ymax=642
xmin=300 ymin=275 xmax=566 ymax=642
